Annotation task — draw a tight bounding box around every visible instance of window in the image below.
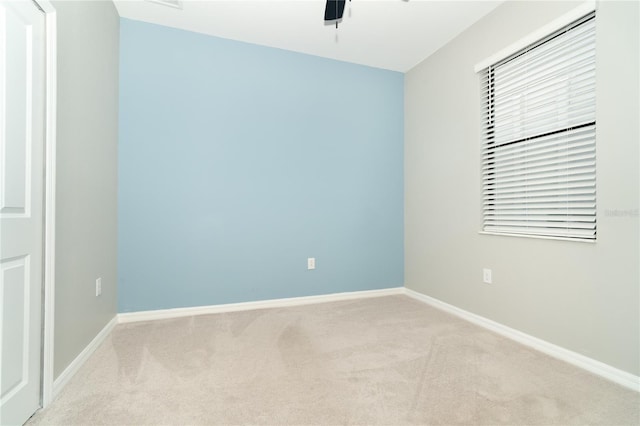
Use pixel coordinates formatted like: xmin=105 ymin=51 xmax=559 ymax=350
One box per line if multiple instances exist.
xmin=479 ymin=13 xmax=596 ymax=241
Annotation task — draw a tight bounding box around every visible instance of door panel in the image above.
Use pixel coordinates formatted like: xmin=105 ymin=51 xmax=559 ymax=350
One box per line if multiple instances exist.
xmin=1 ymin=256 xmax=30 ymax=399
xmin=0 ymin=1 xmax=45 ymax=425
xmin=1 ymin=0 xmax=30 ymax=216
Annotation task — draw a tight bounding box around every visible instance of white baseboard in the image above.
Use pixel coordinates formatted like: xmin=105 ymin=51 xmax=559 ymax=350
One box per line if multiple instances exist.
xmin=52 ymin=316 xmax=118 ymax=399
xmin=118 ymin=287 xmax=405 ymax=324
xmin=404 ymin=288 xmax=640 ymax=392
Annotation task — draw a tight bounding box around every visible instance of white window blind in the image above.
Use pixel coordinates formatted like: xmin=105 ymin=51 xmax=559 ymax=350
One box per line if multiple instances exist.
xmin=480 ymin=13 xmax=596 ymax=241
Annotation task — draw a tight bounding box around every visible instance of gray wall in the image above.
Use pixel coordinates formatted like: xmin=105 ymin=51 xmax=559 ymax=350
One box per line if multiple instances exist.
xmin=405 ymin=1 xmax=639 ymax=375
xmin=52 ymin=0 xmax=119 ymax=378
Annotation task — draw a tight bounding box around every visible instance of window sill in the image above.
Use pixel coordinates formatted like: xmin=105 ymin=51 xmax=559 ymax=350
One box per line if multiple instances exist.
xmin=478 ymin=231 xmax=596 ymax=244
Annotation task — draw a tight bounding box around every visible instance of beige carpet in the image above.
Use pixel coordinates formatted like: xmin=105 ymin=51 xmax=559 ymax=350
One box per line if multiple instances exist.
xmin=28 ymin=295 xmax=639 ymax=425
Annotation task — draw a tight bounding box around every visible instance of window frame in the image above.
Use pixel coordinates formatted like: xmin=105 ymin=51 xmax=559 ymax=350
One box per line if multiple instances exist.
xmin=477 ymin=10 xmax=597 ymax=242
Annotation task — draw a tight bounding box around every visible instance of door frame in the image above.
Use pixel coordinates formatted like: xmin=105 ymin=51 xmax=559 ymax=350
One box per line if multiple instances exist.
xmin=34 ymin=0 xmax=56 ymax=409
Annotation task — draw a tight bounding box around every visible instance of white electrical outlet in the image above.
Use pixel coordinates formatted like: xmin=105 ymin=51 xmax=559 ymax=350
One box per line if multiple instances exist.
xmin=96 ymin=277 xmax=102 ymax=296
xmin=483 ymin=268 xmax=492 ymax=284
xmin=307 ymin=257 xmax=316 ymax=270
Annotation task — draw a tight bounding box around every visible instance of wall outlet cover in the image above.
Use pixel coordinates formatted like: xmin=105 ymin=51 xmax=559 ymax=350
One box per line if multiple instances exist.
xmin=483 ymin=268 xmax=492 ymax=284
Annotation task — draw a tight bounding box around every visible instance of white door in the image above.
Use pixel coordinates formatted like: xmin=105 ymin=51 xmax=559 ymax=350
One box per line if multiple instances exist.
xmin=0 ymin=1 xmax=46 ymax=425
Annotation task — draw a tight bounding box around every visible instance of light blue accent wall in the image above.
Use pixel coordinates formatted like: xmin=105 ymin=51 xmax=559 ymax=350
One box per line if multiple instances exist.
xmin=118 ymin=19 xmax=404 ymax=312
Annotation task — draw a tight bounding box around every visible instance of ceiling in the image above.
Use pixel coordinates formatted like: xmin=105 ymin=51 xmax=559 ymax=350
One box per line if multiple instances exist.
xmin=113 ymin=0 xmax=503 ymax=72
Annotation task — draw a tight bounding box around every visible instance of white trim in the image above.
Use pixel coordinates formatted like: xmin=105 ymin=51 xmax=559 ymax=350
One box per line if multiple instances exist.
xmin=34 ymin=0 xmax=56 ymax=409
xmin=145 ymin=0 xmax=183 ymax=10
xmin=478 ymin=231 xmax=596 ymax=244
xmin=118 ymin=287 xmax=405 ymax=324
xmin=473 ymin=0 xmax=596 ymax=73
xmin=51 ymin=316 xmax=118 ymax=399
xmin=404 ymin=288 xmax=640 ymax=392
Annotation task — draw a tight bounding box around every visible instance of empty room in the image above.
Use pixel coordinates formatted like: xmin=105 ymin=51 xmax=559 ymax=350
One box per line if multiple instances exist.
xmin=1 ymin=0 xmax=638 ymax=424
